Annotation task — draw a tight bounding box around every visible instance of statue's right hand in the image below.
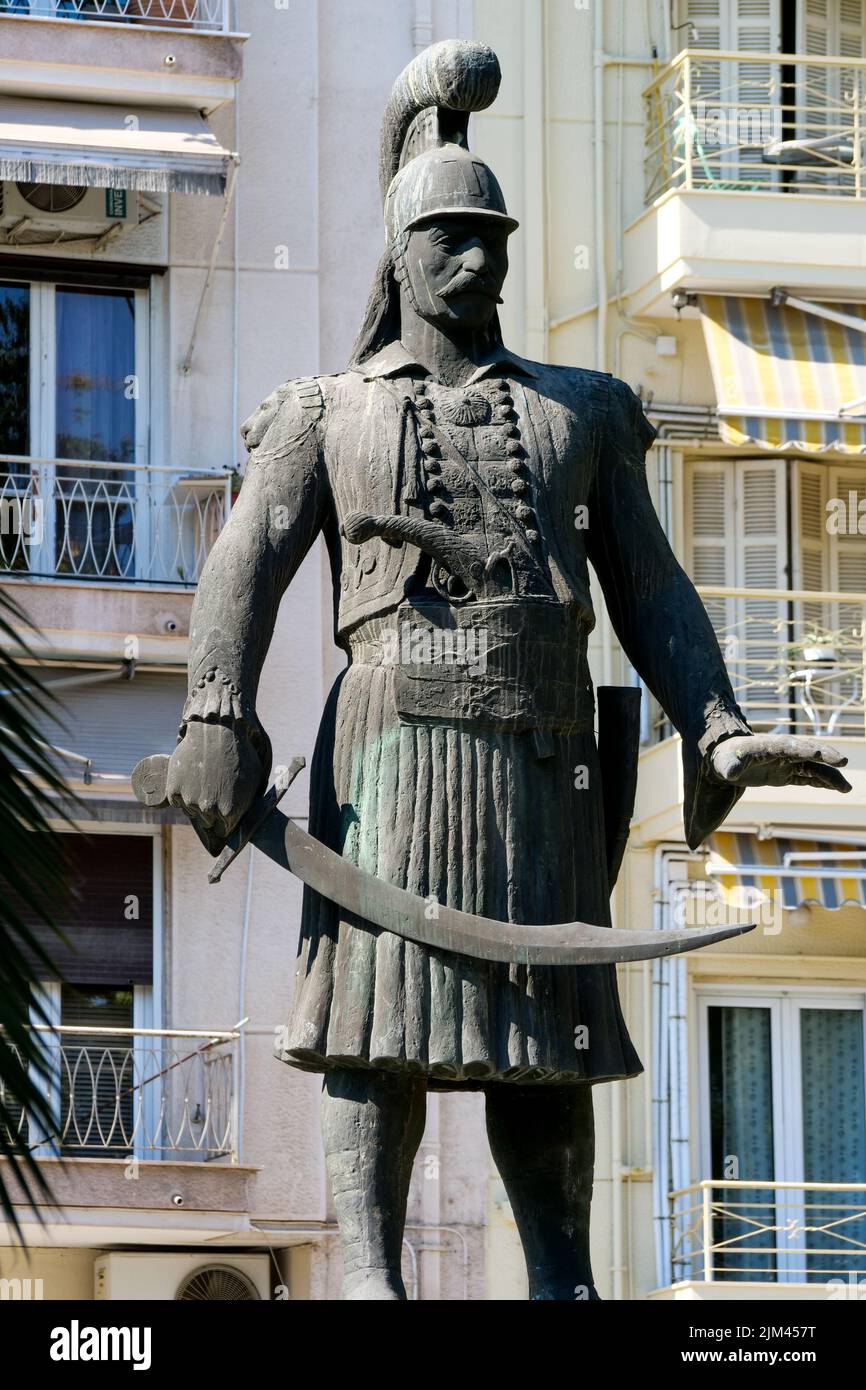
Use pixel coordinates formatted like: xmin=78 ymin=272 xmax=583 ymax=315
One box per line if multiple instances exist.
xmin=165 ymin=721 xmax=267 ymax=854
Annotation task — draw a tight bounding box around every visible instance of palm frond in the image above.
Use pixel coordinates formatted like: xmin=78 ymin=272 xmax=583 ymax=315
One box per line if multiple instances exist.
xmin=0 ymin=587 xmax=79 ymax=1240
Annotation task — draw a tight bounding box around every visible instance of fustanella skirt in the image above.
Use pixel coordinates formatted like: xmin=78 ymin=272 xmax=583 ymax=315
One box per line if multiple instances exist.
xmin=279 ymin=662 xmax=642 ymax=1088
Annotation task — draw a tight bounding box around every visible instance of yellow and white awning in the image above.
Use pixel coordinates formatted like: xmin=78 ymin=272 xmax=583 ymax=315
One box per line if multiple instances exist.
xmin=700 ymin=294 xmax=866 ymax=455
xmin=708 ymin=832 xmax=866 ymax=911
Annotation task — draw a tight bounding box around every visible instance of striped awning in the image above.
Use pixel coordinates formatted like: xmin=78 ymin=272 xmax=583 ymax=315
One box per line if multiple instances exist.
xmin=708 ymin=832 xmax=866 ymax=911
xmin=700 ymin=294 xmax=866 ymax=455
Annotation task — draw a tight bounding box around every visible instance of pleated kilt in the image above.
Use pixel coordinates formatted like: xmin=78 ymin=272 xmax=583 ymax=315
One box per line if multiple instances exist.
xmin=278 ymin=662 xmax=642 ymax=1088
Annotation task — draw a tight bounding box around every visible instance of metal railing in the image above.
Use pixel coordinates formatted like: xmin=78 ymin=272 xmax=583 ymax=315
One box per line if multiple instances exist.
xmin=0 ymin=0 xmax=229 ymax=31
xmin=648 ymin=587 xmax=866 ymax=743
xmin=670 ymin=1179 xmax=866 ymax=1285
xmin=0 ymin=457 xmax=231 ymax=587
xmin=644 ymin=50 xmax=866 ymax=203
xmin=1 ymin=1026 xmax=239 ymax=1160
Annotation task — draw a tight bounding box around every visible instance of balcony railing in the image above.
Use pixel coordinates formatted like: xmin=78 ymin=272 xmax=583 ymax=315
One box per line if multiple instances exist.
xmin=0 ymin=0 xmax=229 ymax=31
xmin=644 ymin=50 xmax=866 ymax=204
xmin=0 ymin=458 xmax=231 ymax=588
xmin=648 ymin=587 xmax=866 ymax=744
xmin=670 ymin=1179 xmax=866 ymax=1286
xmin=2 ymin=1025 xmax=239 ymax=1160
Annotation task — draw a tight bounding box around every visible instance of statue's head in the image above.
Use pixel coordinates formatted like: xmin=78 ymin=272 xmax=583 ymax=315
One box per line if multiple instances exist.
xmin=351 ymin=41 xmax=518 ymax=363
xmin=387 ymin=143 xmax=516 ymax=332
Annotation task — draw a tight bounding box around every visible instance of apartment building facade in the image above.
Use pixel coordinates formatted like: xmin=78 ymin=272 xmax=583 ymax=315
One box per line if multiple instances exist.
xmin=472 ymin=0 xmax=866 ymax=1299
xmin=0 ymin=0 xmax=489 ymax=1304
xmin=2 ymin=0 xmax=865 ymax=1303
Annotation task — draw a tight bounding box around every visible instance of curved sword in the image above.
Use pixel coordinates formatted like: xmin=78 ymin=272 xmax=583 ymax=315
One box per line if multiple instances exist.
xmin=133 ymin=754 xmax=755 ymax=966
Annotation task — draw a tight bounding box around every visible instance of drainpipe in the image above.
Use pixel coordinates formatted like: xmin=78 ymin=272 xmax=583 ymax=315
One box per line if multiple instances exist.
xmin=651 ymin=842 xmax=702 ymax=1288
xmin=232 ymin=75 xmax=241 ymax=472
xmin=235 ymin=851 xmax=255 ymax=1166
xmin=523 ymin=0 xmax=548 ymax=362
xmin=418 ymin=1092 xmax=442 ymax=1300
xmin=593 ymin=2 xmax=607 ymax=374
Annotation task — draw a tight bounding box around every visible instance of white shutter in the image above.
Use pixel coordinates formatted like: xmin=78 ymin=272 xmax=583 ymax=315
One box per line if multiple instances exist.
xmin=734 ymin=0 xmax=781 ymax=94
xmin=734 ymin=0 xmax=781 ymax=184
xmin=687 ymin=459 xmax=788 ymax=727
xmin=798 ymin=0 xmax=866 ymax=185
xmin=682 ymin=0 xmax=780 ymax=182
xmin=792 ymin=462 xmax=829 ymax=635
xmin=684 ymin=0 xmax=724 ymax=101
xmin=830 ymin=466 xmax=866 ymax=634
xmin=839 ymin=0 xmax=866 ymax=177
xmin=735 ymin=460 xmax=788 ymax=726
xmin=799 ymin=0 xmax=832 ymax=174
xmin=688 ymin=460 xmax=736 ymax=636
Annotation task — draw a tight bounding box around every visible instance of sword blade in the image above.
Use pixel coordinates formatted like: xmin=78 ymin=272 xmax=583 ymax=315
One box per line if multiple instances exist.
xmin=242 ymin=808 xmax=755 ymax=966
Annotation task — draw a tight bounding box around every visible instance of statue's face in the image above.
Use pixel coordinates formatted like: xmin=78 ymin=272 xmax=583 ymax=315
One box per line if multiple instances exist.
xmin=402 ymin=216 xmax=509 ymax=331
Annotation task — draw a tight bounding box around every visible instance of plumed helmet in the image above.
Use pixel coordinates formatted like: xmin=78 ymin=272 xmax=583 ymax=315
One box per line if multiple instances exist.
xmin=379 ymin=40 xmax=519 ymax=248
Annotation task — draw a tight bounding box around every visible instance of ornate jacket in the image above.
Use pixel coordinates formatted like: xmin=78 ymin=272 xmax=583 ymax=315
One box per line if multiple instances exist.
xmin=184 ymin=340 xmax=752 ymax=849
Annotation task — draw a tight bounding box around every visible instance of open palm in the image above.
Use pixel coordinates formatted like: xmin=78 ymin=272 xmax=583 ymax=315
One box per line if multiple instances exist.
xmin=710 ymin=734 xmax=851 ymax=793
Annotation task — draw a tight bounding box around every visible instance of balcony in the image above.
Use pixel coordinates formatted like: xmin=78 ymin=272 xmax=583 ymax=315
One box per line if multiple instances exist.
xmin=0 ymin=0 xmax=242 ymax=114
xmin=649 ymin=587 xmax=866 ymax=743
xmin=0 ymin=0 xmax=230 ymax=30
xmin=624 ymin=51 xmax=866 ymax=318
xmin=633 ymin=588 xmax=866 ymax=846
xmin=0 ymin=1025 xmax=261 ymax=1245
xmin=3 ymin=1025 xmax=239 ymax=1160
xmin=651 ymin=1179 xmax=866 ymax=1300
xmin=0 ymin=458 xmax=230 ymax=588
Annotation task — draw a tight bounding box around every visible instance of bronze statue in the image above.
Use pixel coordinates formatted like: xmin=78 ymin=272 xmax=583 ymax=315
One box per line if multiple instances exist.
xmin=148 ymin=42 xmax=850 ymax=1300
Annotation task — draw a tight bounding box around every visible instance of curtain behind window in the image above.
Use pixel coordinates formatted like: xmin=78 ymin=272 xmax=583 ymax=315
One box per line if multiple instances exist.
xmin=708 ymin=1005 xmax=777 ymax=1280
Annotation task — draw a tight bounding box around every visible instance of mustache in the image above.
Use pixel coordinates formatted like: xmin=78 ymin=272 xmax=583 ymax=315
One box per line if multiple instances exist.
xmin=439 ymin=270 xmax=503 ymax=304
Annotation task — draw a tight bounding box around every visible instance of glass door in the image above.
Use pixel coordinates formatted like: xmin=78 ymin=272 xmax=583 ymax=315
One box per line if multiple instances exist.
xmin=0 ymin=276 xmax=149 ymax=582
xmin=699 ymin=988 xmax=866 ymax=1284
xmin=54 ymin=285 xmax=139 ymax=580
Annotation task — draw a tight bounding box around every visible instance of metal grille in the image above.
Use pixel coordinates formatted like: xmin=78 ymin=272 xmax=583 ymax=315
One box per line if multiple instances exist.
xmin=0 ymin=1 xmax=229 ymax=32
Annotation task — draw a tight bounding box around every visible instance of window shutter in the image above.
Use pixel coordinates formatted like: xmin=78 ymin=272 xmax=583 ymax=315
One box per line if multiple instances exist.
xmin=33 ymin=670 xmax=186 ymax=780
xmin=683 ymin=0 xmax=780 ymax=180
xmin=734 ymin=0 xmax=781 ymax=95
xmin=798 ymin=0 xmax=866 ymax=181
xmin=736 ymin=460 xmax=788 ymax=724
xmin=688 ymin=460 xmax=736 ymax=635
xmin=12 ymin=834 xmax=154 ymax=985
xmin=792 ymin=462 xmax=829 ymax=636
xmin=830 ymin=467 xmax=866 ymax=637
xmin=684 ymin=0 xmax=724 ymax=100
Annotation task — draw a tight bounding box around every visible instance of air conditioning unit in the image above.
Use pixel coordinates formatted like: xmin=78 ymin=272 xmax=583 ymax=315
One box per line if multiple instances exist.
xmin=0 ymin=181 xmax=138 ymax=235
xmin=94 ymin=1252 xmax=271 ymax=1302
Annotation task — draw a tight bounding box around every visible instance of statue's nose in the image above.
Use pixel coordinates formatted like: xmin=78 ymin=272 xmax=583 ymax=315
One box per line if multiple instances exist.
xmin=461 ymin=245 xmax=487 ymax=275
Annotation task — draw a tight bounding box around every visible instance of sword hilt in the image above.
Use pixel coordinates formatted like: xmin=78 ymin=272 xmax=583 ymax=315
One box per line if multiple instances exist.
xmin=207 ymin=758 xmax=304 ymax=884
xmin=130 ymin=752 xmax=306 ymax=872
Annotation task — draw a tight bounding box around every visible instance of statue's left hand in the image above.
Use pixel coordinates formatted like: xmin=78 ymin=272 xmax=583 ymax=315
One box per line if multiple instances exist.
xmin=710 ymin=733 xmax=852 ymax=793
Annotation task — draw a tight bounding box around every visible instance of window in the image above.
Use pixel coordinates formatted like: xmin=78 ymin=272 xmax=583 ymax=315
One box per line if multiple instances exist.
xmin=686 ymin=457 xmax=866 ymax=735
xmin=698 ymin=987 xmax=866 ymax=1282
xmin=0 ymin=274 xmax=149 ymax=580
xmin=59 ymin=983 xmax=135 ymax=1159
xmin=5 ymin=830 xmax=161 ymax=1160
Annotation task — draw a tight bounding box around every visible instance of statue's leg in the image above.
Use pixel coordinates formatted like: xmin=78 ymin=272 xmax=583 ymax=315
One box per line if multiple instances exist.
xmin=322 ymin=1066 xmax=427 ymax=1300
xmin=485 ymin=1082 xmax=599 ymax=1301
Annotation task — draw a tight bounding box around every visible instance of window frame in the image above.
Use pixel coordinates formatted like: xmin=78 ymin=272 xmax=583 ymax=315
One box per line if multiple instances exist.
xmin=696 ymin=981 xmax=866 ymax=1282
xmin=0 ymin=271 xmax=151 ymax=580
xmin=34 ymin=822 xmax=163 ymax=1160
